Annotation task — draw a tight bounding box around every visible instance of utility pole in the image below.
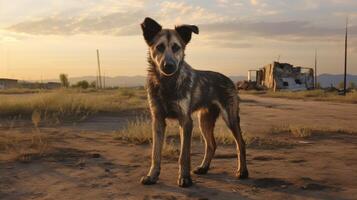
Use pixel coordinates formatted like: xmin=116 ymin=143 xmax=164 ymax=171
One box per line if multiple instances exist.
xmin=343 ymin=17 xmax=348 ymax=95
xmin=96 ymin=49 xmax=102 ymax=89
xmin=103 ymin=71 xmax=106 ymax=89
xmin=314 ymin=49 xmax=317 ymax=89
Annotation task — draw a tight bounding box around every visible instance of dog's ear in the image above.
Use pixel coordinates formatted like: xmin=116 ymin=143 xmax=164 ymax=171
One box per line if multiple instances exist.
xmin=141 ymin=17 xmax=162 ymax=45
xmin=175 ymin=25 xmax=199 ymax=45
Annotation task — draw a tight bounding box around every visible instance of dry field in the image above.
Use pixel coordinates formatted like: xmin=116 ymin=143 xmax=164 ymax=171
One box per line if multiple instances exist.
xmin=1 ymin=88 xmax=357 ymax=200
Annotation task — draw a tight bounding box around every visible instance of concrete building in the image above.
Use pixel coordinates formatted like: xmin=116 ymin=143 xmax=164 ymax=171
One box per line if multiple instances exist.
xmin=249 ymin=62 xmax=314 ymax=91
xmin=0 ymin=78 xmax=18 ymax=89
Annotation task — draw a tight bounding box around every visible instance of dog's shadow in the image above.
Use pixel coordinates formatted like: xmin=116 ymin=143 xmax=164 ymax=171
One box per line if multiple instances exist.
xmin=190 ymin=172 xmax=339 ymax=200
xmin=144 ymin=180 xmax=246 ymax=200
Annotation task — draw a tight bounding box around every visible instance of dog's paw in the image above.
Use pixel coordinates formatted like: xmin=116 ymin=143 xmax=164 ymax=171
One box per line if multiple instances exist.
xmin=177 ymin=177 xmax=193 ymax=188
xmin=140 ymin=176 xmax=158 ymax=185
xmin=192 ymin=166 xmax=209 ymax=175
xmin=236 ymin=169 xmax=249 ymax=179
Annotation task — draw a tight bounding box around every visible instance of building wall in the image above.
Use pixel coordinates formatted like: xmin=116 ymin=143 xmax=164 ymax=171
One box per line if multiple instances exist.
xmin=256 ymin=62 xmax=314 ymax=91
xmin=0 ymin=79 xmax=18 ymax=89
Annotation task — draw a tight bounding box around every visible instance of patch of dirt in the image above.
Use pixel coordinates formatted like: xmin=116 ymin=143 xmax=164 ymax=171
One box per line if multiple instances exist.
xmin=0 ymin=129 xmax=356 ymax=200
xmin=252 ymin=156 xmax=284 ymax=161
xmin=251 ymin=178 xmax=293 ymax=188
xmin=1 ymin=96 xmax=357 ymax=199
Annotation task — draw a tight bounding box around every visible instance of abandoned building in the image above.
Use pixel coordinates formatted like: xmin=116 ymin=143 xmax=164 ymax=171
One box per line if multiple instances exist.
xmin=0 ymin=78 xmax=18 ymax=89
xmin=248 ymin=62 xmax=314 ymax=91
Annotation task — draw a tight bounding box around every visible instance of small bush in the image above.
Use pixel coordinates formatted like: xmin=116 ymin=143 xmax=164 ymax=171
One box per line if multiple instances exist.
xmin=289 ymin=125 xmax=312 ymax=138
xmin=113 ymin=117 xmax=152 ymax=144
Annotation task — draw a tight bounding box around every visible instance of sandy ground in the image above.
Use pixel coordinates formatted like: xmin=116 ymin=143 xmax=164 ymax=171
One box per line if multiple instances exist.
xmin=239 ymin=94 xmax=357 ymax=134
xmin=1 ymin=95 xmax=357 ymax=200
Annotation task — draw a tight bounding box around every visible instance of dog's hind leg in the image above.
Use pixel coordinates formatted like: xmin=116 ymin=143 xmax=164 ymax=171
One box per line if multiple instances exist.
xmin=220 ymin=101 xmax=249 ymax=179
xmin=193 ymin=105 xmax=219 ymax=175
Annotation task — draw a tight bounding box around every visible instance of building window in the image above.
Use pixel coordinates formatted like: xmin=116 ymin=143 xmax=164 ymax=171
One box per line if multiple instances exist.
xmin=283 ymin=81 xmax=289 ymax=86
xmin=295 ymin=79 xmax=302 ymax=84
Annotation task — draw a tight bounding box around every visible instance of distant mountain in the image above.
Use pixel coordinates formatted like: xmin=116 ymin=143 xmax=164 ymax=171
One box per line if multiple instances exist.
xmin=317 ymin=74 xmax=357 ymax=87
xmin=44 ymin=75 xmax=247 ymax=87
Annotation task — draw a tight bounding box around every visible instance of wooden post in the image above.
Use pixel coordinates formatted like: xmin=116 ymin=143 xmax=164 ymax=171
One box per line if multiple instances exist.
xmin=97 ymin=49 xmax=102 ymax=89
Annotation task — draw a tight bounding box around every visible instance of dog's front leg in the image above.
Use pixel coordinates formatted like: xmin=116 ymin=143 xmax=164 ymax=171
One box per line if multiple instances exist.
xmin=178 ymin=116 xmax=193 ymax=187
xmin=141 ymin=116 xmax=166 ymax=185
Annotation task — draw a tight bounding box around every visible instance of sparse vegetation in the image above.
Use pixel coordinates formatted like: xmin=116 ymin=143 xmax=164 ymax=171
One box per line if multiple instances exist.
xmin=270 ymin=124 xmax=314 ymax=138
xmin=113 ymin=117 xmax=357 ymax=151
xmin=113 ymin=117 xmax=152 ymax=144
xmin=0 ymin=88 xmax=147 ymax=122
xmin=0 ymin=88 xmax=44 ymax=94
xmin=74 ymin=80 xmax=90 ymax=89
xmin=0 ymin=131 xmax=50 ymax=162
xmin=112 ymin=116 xmax=295 ymax=150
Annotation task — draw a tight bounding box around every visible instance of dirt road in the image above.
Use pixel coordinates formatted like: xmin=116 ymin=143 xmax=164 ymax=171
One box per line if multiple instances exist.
xmin=239 ymin=94 xmax=357 ymax=134
xmin=1 ymin=96 xmax=357 ymax=200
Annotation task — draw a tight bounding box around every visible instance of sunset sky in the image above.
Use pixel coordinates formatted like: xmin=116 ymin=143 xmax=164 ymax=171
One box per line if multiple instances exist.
xmin=0 ymin=0 xmax=356 ymax=80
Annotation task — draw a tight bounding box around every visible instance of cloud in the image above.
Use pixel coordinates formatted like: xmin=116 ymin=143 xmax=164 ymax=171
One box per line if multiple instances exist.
xmin=158 ymin=2 xmax=229 ymax=25
xmin=250 ymin=0 xmax=259 ymax=6
xmin=216 ymin=0 xmax=244 ymax=7
xmin=6 ymin=1 xmax=228 ymax=36
xmin=0 ymin=30 xmax=29 ymax=44
xmin=211 ymin=41 xmax=254 ymax=49
xmin=4 ymin=0 xmax=357 ymax=50
xmin=200 ymin=20 xmax=356 ymax=42
xmin=7 ymin=11 xmax=145 ymax=36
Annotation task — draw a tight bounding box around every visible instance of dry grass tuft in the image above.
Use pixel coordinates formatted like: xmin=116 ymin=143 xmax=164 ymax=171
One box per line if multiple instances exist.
xmin=162 ymin=139 xmax=180 ymax=159
xmin=269 ymin=124 xmax=312 ymax=138
xmin=289 ymin=125 xmax=312 ymax=138
xmin=113 ymin=117 xmax=152 ymax=144
xmin=0 ymin=131 xmax=50 ymax=162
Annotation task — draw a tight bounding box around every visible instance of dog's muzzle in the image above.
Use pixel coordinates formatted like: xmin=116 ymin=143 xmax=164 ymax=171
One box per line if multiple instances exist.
xmin=161 ymin=60 xmax=178 ymax=76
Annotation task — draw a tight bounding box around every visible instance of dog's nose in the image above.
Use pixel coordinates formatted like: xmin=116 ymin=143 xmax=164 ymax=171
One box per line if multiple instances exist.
xmin=163 ymin=62 xmax=177 ymax=75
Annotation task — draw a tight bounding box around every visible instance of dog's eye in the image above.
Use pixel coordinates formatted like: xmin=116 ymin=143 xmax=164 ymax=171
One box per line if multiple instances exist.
xmin=156 ymin=43 xmax=165 ymax=53
xmin=172 ymin=43 xmax=181 ymax=53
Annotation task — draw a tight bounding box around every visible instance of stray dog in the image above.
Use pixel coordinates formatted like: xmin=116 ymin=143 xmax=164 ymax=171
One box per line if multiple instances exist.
xmin=140 ymin=17 xmax=248 ymax=187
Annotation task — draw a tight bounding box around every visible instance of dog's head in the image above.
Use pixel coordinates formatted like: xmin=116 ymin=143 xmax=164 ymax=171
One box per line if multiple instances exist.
xmin=141 ymin=17 xmax=199 ymax=76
